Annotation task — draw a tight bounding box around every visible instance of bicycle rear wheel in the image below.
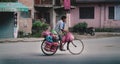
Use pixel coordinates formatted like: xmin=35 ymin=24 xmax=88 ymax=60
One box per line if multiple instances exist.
xmin=68 ymin=39 xmax=84 ymax=55
xmin=41 ymin=40 xmax=58 ymax=56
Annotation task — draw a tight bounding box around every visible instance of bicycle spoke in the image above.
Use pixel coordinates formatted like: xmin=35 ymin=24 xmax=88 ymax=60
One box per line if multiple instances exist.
xmin=68 ymin=39 xmax=84 ymax=55
xmin=71 ymin=42 xmax=77 ymax=47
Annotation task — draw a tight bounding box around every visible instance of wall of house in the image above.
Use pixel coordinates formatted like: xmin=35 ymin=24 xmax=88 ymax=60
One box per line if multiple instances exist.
xmin=70 ymin=4 xmax=120 ymax=28
xmin=70 ymin=4 xmax=101 ymax=28
xmin=104 ymin=4 xmax=120 ymax=28
xmin=19 ymin=18 xmax=32 ymax=34
xmin=18 ymin=0 xmax=34 ymax=33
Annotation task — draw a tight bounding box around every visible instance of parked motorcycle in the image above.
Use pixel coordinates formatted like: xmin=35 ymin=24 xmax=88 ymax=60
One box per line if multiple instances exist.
xmin=79 ymin=27 xmax=95 ymax=36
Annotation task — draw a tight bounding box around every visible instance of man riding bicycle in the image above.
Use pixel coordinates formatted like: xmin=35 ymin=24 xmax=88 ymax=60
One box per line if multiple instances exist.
xmin=54 ymin=16 xmax=68 ymax=51
xmin=41 ymin=16 xmax=84 ymax=55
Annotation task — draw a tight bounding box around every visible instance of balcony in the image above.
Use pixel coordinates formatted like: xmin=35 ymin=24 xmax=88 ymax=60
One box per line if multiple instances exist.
xmin=55 ymin=0 xmax=76 ymax=6
xmin=34 ymin=0 xmax=53 ymax=7
xmin=54 ymin=0 xmax=76 ymax=9
xmin=34 ymin=0 xmax=76 ymax=8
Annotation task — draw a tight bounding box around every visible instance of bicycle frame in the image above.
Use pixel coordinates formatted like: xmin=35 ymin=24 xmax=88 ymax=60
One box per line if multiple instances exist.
xmin=41 ymin=32 xmax=84 ymax=55
xmin=43 ymin=32 xmax=75 ymax=50
xmin=43 ymin=36 xmax=81 ymax=50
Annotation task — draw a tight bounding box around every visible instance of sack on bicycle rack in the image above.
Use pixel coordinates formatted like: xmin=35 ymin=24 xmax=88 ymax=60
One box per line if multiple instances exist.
xmin=63 ymin=32 xmax=74 ymax=42
xmin=42 ymin=30 xmax=51 ymax=38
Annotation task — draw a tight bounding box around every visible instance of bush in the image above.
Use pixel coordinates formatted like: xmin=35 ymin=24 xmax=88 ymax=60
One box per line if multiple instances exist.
xmin=95 ymin=28 xmax=120 ymax=32
xmin=95 ymin=28 xmax=113 ymax=32
xmin=18 ymin=31 xmax=31 ymax=38
xmin=18 ymin=31 xmax=24 ymax=38
xmin=32 ymin=21 xmax=49 ymax=37
xmin=72 ymin=22 xmax=88 ymax=34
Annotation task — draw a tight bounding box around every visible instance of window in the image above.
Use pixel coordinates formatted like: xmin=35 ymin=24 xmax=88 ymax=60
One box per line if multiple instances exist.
xmin=79 ymin=7 xmax=94 ymax=19
xmin=109 ymin=7 xmax=114 ymax=19
xmin=20 ymin=10 xmax=31 ymax=18
xmin=55 ymin=0 xmax=61 ymax=5
xmin=114 ymin=5 xmax=120 ymax=20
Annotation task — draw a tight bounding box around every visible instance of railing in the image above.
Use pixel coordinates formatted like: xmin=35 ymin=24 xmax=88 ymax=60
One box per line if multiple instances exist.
xmin=35 ymin=0 xmax=53 ymax=5
xmin=35 ymin=0 xmax=76 ymax=6
xmin=55 ymin=0 xmax=76 ymax=6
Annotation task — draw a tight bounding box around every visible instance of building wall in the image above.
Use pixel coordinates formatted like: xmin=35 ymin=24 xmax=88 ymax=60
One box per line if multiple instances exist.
xmin=70 ymin=4 xmax=100 ymax=28
xmin=18 ymin=0 xmax=34 ymax=33
xmin=104 ymin=4 xmax=120 ymax=28
xmin=70 ymin=4 xmax=120 ymax=28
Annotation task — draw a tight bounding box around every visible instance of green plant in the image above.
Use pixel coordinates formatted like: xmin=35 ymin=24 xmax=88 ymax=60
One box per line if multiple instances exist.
xmin=72 ymin=22 xmax=88 ymax=34
xmin=18 ymin=31 xmax=24 ymax=38
xmin=18 ymin=31 xmax=32 ymax=38
xmin=97 ymin=28 xmax=120 ymax=32
xmin=32 ymin=21 xmax=49 ymax=37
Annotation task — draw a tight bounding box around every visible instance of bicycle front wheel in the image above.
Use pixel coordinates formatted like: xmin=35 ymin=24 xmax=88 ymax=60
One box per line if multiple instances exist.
xmin=68 ymin=39 xmax=84 ymax=55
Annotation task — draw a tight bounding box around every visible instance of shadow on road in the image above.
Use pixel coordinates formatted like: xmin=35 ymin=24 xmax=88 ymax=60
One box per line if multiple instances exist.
xmin=1 ymin=55 xmax=120 ymax=64
xmin=26 ymin=52 xmax=71 ymax=57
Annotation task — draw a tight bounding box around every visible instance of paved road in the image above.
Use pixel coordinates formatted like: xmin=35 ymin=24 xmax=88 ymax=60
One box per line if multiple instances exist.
xmin=0 ymin=37 xmax=120 ymax=64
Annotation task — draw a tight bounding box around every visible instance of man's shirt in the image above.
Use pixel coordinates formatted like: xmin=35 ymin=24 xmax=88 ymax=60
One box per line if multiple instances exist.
xmin=55 ymin=20 xmax=65 ymax=33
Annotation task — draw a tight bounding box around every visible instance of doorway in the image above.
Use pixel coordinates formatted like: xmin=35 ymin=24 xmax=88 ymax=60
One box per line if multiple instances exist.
xmin=0 ymin=12 xmax=14 ymax=38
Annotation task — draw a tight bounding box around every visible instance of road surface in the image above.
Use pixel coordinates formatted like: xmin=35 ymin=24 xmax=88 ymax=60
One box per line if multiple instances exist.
xmin=0 ymin=37 xmax=120 ymax=64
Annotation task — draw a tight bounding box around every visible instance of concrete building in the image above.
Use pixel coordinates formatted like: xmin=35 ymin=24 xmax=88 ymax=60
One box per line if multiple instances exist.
xmin=0 ymin=0 xmax=29 ymax=38
xmin=34 ymin=0 xmax=75 ymax=29
xmin=18 ymin=0 xmax=34 ymax=34
xmin=34 ymin=0 xmax=120 ymax=29
xmin=0 ymin=0 xmax=34 ymax=38
xmin=1 ymin=0 xmax=119 ymax=39
xmin=70 ymin=0 xmax=120 ymax=28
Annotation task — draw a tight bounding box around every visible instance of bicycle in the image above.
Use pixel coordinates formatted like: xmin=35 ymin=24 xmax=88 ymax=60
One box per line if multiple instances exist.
xmin=41 ymin=31 xmax=84 ymax=56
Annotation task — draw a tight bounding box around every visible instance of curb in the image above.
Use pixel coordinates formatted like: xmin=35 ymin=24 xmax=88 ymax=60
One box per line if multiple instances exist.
xmin=72 ymin=32 xmax=120 ymax=39
xmin=0 ymin=38 xmax=44 ymax=43
xmin=0 ymin=32 xmax=120 ymax=43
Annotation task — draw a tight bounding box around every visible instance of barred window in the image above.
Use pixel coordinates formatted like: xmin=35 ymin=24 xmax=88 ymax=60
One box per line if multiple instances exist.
xmin=20 ymin=10 xmax=31 ymax=18
xmin=109 ymin=6 xmax=114 ymax=19
xmin=79 ymin=7 xmax=94 ymax=19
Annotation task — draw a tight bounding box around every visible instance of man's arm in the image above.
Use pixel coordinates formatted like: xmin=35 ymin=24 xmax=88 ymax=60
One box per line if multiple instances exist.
xmin=59 ymin=22 xmax=68 ymax=32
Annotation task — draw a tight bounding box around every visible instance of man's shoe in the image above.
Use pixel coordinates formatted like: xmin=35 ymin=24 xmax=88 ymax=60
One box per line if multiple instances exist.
xmin=60 ymin=48 xmax=66 ymax=51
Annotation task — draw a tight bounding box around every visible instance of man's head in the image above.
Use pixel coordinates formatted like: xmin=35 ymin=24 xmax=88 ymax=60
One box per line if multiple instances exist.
xmin=61 ymin=16 xmax=67 ymax=22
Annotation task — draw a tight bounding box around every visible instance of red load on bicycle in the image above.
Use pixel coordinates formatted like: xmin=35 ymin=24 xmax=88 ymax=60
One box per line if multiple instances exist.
xmin=42 ymin=30 xmax=59 ymax=52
